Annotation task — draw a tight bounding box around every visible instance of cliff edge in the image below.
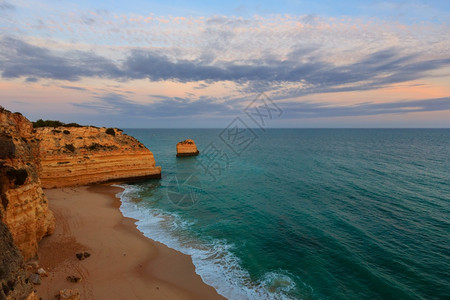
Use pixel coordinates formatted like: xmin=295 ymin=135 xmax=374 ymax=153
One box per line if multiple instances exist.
xmin=36 ymin=126 xmax=161 ymax=188
xmin=0 ymin=107 xmax=163 ymax=299
xmin=0 ymin=108 xmax=55 ymax=261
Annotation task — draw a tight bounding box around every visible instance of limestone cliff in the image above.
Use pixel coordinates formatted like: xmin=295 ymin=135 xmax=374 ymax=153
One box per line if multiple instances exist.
xmin=176 ymin=139 xmax=199 ymax=157
xmin=0 ymin=218 xmax=36 ymax=300
xmin=0 ymin=108 xmax=55 ymax=261
xmin=35 ymin=127 xmax=161 ymax=188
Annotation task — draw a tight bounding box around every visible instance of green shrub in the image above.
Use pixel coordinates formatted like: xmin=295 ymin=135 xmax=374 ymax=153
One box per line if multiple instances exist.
xmin=86 ymin=143 xmax=101 ymax=151
xmin=105 ymin=128 xmax=116 ymax=136
xmin=82 ymin=143 xmax=118 ymax=151
xmin=65 ymin=122 xmax=82 ymax=127
xmin=65 ymin=144 xmax=76 ymax=152
xmin=33 ymin=119 xmax=82 ymax=128
xmin=33 ymin=119 xmax=64 ymax=128
xmin=63 ymin=130 xmax=70 ymax=134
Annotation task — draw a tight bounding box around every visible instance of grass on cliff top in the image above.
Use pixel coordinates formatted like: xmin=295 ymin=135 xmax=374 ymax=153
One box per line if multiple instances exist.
xmin=33 ymin=119 xmax=83 ymax=128
xmin=32 ymin=120 xmax=122 ymax=134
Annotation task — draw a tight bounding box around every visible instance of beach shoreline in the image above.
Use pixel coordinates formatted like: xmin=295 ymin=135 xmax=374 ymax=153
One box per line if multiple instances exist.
xmin=35 ymin=184 xmax=225 ymax=300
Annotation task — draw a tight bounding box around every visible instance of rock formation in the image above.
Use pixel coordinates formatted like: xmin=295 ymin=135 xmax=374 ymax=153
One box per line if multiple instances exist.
xmin=1 ymin=107 xmax=163 ymax=299
xmin=35 ymin=126 xmax=161 ymax=188
xmin=176 ymin=139 xmax=199 ymax=157
xmin=0 ymin=218 xmax=37 ymax=300
xmin=0 ymin=108 xmax=55 ymax=261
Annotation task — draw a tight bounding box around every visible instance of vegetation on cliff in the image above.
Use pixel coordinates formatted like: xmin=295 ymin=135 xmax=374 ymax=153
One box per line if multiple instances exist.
xmin=0 ymin=106 xmax=162 ymax=299
xmin=36 ymin=125 xmax=161 ymax=187
xmin=32 ymin=119 xmax=82 ymax=128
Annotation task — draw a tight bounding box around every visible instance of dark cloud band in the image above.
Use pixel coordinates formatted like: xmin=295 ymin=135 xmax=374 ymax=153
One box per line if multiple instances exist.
xmin=2 ymin=36 xmax=450 ymax=92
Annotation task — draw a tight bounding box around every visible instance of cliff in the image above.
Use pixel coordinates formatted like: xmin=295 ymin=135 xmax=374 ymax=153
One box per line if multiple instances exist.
xmin=0 ymin=108 xmax=55 ymax=261
xmin=35 ymin=127 xmax=161 ymax=188
xmin=176 ymin=139 xmax=199 ymax=157
xmin=0 ymin=107 xmax=162 ymax=299
xmin=0 ymin=218 xmax=37 ymax=300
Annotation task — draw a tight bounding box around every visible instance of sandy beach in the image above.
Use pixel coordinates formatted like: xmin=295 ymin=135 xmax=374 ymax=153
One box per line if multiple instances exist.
xmin=35 ymin=185 xmax=225 ymax=300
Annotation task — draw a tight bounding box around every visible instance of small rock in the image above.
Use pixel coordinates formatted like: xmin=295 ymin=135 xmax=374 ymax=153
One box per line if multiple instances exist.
xmin=27 ymin=260 xmax=39 ymax=272
xmin=26 ymin=291 xmax=38 ymax=300
xmin=75 ymin=252 xmax=91 ymax=260
xmin=28 ymin=273 xmax=41 ymax=285
xmin=66 ymin=276 xmax=82 ymax=283
xmin=58 ymin=289 xmax=80 ymax=300
xmin=37 ymin=268 xmax=48 ymax=277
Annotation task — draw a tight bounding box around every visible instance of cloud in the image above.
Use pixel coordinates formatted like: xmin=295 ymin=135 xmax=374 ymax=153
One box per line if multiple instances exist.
xmin=2 ymin=35 xmax=449 ymax=98
xmin=60 ymin=85 xmax=88 ymax=91
xmin=74 ymin=93 xmax=239 ymax=118
xmin=283 ymin=97 xmax=450 ymax=118
xmin=25 ymin=77 xmax=38 ymax=82
xmin=73 ymin=89 xmax=450 ymax=121
xmin=0 ymin=37 xmax=122 ymax=81
xmin=205 ymin=16 xmax=251 ymax=26
xmin=0 ymin=1 xmax=14 ymax=10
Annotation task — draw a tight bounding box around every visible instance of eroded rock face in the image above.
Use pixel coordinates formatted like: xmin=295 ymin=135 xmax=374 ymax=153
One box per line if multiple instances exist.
xmin=35 ymin=127 xmax=161 ymax=188
xmin=0 ymin=108 xmax=55 ymax=261
xmin=0 ymin=212 xmax=34 ymax=300
xmin=176 ymin=139 xmax=199 ymax=157
xmin=0 ymin=106 xmax=161 ymax=262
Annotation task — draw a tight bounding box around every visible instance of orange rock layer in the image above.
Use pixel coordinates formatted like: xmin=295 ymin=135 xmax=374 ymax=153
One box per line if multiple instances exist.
xmin=0 ymin=109 xmax=55 ymax=260
xmin=176 ymin=139 xmax=199 ymax=157
xmin=36 ymin=127 xmax=161 ymax=188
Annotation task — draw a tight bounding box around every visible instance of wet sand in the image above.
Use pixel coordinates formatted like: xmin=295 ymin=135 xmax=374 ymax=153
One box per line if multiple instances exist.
xmin=35 ymin=185 xmax=225 ymax=300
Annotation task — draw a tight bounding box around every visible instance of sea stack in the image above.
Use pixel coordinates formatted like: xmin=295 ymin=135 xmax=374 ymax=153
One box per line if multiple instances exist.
xmin=176 ymin=139 xmax=199 ymax=157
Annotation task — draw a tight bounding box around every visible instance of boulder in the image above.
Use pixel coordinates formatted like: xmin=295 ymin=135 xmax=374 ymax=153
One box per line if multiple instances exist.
xmin=37 ymin=267 xmax=48 ymax=277
xmin=28 ymin=273 xmax=41 ymax=285
xmin=58 ymin=289 xmax=80 ymax=300
xmin=76 ymin=252 xmax=90 ymax=260
xmin=66 ymin=275 xmax=82 ymax=283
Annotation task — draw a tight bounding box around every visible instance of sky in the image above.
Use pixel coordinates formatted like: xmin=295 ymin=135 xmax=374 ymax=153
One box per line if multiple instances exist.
xmin=0 ymin=0 xmax=449 ymax=128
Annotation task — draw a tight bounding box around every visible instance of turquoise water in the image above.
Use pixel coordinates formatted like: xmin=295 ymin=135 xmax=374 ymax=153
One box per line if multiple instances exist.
xmin=118 ymin=129 xmax=449 ymax=299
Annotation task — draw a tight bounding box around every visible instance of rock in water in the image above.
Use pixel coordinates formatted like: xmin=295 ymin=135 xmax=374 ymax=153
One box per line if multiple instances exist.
xmin=176 ymin=139 xmax=199 ymax=157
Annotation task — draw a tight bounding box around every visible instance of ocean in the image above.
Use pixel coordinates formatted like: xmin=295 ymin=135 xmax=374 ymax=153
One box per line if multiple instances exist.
xmin=117 ymin=129 xmax=449 ymax=299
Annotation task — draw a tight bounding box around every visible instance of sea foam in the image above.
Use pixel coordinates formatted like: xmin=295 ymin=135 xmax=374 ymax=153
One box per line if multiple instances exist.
xmin=116 ymin=184 xmax=298 ymax=300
